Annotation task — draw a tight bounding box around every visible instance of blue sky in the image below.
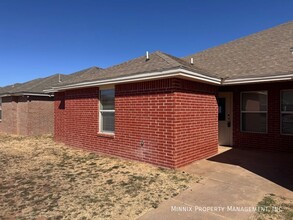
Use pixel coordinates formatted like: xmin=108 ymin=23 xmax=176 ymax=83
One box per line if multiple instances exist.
xmin=0 ymin=0 xmax=292 ymax=86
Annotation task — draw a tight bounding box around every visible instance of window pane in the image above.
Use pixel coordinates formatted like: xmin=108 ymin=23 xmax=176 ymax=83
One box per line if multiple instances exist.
xmin=218 ymin=98 xmax=226 ymax=121
xmin=282 ymin=114 xmax=293 ymax=134
xmin=101 ymin=112 xmax=115 ymax=133
xmin=281 ymin=90 xmax=293 ymax=112
xmin=242 ymin=91 xmax=267 ymax=111
xmin=100 ymin=89 xmax=115 ymax=110
xmin=0 ymin=110 xmax=2 ymax=120
xmin=242 ymin=113 xmax=267 ymax=133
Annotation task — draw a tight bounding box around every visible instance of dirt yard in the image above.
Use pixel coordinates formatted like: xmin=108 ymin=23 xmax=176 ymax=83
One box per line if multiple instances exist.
xmin=0 ymin=134 xmax=197 ymax=219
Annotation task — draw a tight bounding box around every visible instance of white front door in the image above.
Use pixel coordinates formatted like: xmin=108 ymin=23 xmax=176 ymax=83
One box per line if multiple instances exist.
xmin=218 ymin=92 xmax=233 ymax=146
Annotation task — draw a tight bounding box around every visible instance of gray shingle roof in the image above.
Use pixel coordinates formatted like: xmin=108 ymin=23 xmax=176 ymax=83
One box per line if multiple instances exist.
xmin=56 ymin=51 xmax=215 ymax=87
xmin=183 ymin=21 xmax=293 ymax=79
xmin=57 ymin=66 xmax=104 ymax=86
xmin=0 ymin=66 xmax=102 ymax=96
xmin=0 ymin=74 xmax=67 ymax=95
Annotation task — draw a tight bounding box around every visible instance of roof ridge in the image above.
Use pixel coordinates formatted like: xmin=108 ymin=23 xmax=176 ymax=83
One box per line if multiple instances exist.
xmin=160 ymin=51 xmax=192 ymax=65
xmin=154 ymin=51 xmax=182 ymax=66
xmin=85 ymin=66 xmax=103 ymax=73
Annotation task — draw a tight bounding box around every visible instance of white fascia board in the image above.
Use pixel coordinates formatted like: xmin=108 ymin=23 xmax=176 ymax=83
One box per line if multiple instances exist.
xmin=223 ymin=74 xmax=293 ymax=85
xmin=46 ymin=68 xmax=222 ymax=92
xmin=223 ymin=78 xmax=292 ymax=85
xmin=21 ymin=93 xmax=53 ymax=97
xmin=44 ymin=68 xmax=293 ymax=93
xmin=0 ymin=93 xmax=53 ymax=98
xmin=0 ymin=94 xmax=11 ymax=98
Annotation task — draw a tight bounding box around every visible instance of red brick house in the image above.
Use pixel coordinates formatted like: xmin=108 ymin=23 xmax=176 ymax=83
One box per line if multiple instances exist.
xmin=0 ymin=67 xmax=101 ymax=136
xmin=49 ymin=21 xmax=293 ymax=168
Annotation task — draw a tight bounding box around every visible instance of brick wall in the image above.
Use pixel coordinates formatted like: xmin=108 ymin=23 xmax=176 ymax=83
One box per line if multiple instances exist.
xmin=17 ymin=97 xmax=29 ymax=135
xmin=221 ymin=81 xmax=293 ymax=152
xmin=54 ymin=78 xmax=219 ymax=168
xmin=173 ymin=80 xmax=218 ymax=167
xmin=27 ymin=97 xmax=54 ymax=136
xmin=0 ymin=97 xmax=18 ymax=134
xmin=0 ymin=96 xmax=54 ymax=136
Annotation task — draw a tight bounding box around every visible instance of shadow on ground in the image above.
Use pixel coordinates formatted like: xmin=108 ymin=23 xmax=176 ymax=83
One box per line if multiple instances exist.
xmin=208 ymin=147 xmax=293 ymax=191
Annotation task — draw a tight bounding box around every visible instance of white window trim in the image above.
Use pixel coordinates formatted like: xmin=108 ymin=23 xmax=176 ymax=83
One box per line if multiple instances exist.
xmin=280 ymin=89 xmax=293 ymax=136
xmin=99 ymin=86 xmax=115 ymax=135
xmin=240 ymin=91 xmax=268 ymax=134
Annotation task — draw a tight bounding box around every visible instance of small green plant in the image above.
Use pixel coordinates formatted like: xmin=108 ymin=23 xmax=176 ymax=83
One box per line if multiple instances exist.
xmin=255 ymin=194 xmax=293 ymax=220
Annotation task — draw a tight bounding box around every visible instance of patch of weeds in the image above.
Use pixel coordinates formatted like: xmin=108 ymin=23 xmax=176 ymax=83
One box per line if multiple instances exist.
xmin=106 ymin=179 xmax=114 ymax=185
xmin=54 ymin=215 xmax=63 ymax=220
xmin=172 ymin=192 xmax=179 ymax=197
xmin=62 ymin=153 xmax=72 ymax=160
xmin=255 ymin=194 xmax=293 ymax=220
xmin=157 ymin=167 xmax=168 ymax=173
xmin=101 ymin=165 xmax=120 ymax=173
xmin=282 ymin=203 xmax=293 ymax=209
xmin=69 ymin=177 xmax=76 ymax=182
xmin=20 ymin=189 xmax=31 ymax=198
xmin=87 ymin=153 xmax=98 ymax=159
xmin=171 ymin=175 xmax=188 ymax=182
xmin=148 ymin=177 xmax=156 ymax=184
xmin=123 ymin=176 xmax=149 ymax=197
xmin=284 ymin=210 xmax=293 ymax=220
xmin=129 ymin=175 xmax=148 ymax=182
xmin=257 ymin=196 xmax=276 ymax=214
xmin=151 ymin=201 xmax=159 ymax=209
xmin=88 ymin=162 xmax=97 ymax=166
xmin=75 ymin=171 xmax=84 ymax=175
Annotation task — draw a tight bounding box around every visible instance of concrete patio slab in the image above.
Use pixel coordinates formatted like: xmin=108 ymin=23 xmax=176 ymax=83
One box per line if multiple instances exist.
xmin=139 ymin=147 xmax=293 ymax=220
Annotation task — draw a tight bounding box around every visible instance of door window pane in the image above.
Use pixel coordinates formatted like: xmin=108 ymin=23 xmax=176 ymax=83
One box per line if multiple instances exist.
xmin=218 ymin=98 xmax=226 ymax=121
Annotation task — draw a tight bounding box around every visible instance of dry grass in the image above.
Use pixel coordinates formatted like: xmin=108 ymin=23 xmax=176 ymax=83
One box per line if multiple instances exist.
xmin=0 ymin=134 xmax=197 ymax=219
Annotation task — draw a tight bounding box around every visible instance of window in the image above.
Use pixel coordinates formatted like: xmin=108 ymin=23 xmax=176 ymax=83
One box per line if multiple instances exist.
xmin=281 ymin=90 xmax=293 ymax=134
xmin=241 ymin=91 xmax=267 ymax=133
xmin=99 ymin=88 xmax=115 ymax=134
xmin=218 ymin=98 xmax=226 ymax=121
xmin=0 ymin=98 xmax=2 ymax=121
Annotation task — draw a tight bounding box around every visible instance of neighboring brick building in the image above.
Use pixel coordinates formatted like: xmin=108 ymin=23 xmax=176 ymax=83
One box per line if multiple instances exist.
xmin=0 ymin=74 xmax=63 ymax=135
xmin=0 ymin=66 xmax=102 ymax=136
